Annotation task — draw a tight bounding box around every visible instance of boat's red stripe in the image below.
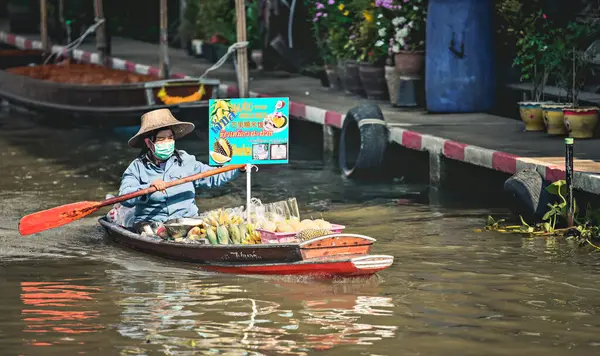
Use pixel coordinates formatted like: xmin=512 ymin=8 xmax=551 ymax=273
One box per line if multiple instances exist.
xmin=201 ymin=261 xmax=386 ymax=277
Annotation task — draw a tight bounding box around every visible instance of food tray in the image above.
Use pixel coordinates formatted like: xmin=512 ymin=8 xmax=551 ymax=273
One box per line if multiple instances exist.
xmin=257 ymin=224 xmax=346 ymax=244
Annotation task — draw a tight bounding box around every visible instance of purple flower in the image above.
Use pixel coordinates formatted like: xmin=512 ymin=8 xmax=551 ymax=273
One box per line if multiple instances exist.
xmin=316 ymin=12 xmax=322 ymax=17
xmin=350 ymin=34 xmax=356 ymax=39
xmin=404 ymin=0 xmax=409 ymax=3
xmin=328 ymin=0 xmax=335 ymax=4
xmin=316 ymin=2 xmax=324 ymax=9
xmin=323 ymin=13 xmax=328 ymax=17
xmin=313 ymin=17 xmax=319 ymax=22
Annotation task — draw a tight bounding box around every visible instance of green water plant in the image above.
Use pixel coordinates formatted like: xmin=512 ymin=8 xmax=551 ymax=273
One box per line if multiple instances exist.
xmin=483 ymin=180 xmax=600 ymax=247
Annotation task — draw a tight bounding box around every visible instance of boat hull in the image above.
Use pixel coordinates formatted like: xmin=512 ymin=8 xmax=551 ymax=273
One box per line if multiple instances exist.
xmin=0 ymin=51 xmax=220 ymax=127
xmin=201 ymin=255 xmax=394 ymax=277
xmin=98 ymin=218 xmax=392 ymax=277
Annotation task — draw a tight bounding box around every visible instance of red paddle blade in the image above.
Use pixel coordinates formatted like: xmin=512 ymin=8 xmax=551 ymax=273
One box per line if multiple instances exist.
xmin=18 ymin=201 xmax=101 ymax=236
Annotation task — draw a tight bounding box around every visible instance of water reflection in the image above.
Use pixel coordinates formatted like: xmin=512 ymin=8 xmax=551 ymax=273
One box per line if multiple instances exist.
xmin=20 ymin=279 xmax=104 ymax=348
xmin=111 ymin=271 xmax=396 ymax=355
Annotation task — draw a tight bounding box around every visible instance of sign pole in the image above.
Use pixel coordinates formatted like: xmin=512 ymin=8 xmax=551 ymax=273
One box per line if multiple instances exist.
xmin=246 ymin=163 xmax=252 ymax=223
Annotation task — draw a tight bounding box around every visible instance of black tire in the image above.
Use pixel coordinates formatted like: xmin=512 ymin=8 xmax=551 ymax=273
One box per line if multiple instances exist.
xmin=503 ymin=169 xmax=556 ymax=223
xmin=338 ymin=102 xmax=389 ymax=179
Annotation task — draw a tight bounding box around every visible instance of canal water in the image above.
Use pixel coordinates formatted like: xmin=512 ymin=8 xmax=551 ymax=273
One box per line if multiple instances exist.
xmin=2 ymin=108 xmax=600 ymax=356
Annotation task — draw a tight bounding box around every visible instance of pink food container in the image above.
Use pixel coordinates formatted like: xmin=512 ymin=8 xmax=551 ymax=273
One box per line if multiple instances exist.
xmin=257 ymin=224 xmax=346 ymax=244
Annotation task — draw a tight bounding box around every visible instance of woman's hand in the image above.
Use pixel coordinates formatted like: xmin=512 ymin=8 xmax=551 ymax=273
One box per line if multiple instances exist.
xmin=151 ymin=179 xmax=167 ymax=193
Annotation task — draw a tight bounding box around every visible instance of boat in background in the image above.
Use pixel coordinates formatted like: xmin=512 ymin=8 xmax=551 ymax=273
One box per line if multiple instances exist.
xmin=0 ymin=47 xmax=220 ymax=127
xmin=98 ymin=217 xmax=394 ymax=278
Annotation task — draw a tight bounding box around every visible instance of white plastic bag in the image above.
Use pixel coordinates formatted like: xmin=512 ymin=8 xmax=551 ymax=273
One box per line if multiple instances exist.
xmin=105 ymin=194 xmax=135 ymax=228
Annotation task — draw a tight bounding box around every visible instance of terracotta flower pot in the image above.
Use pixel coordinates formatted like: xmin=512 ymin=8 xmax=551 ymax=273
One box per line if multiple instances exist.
xmin=542 ymin=103 xmax=572 ymax=135
xmin=324 ymin=64 xmax=340 ymax=90
xmin=563 ymin=107 xmax=599 ymax=139
xmin=518 ymin=101 xmax=553 ymax=131
xmin=394 ymin=51 xmax=424 ymax=77
xmin=384 ymin=65 xmax=400 ymax=106
xmin=343 ymin=60 xmax=365 ymax=96
xmin=358 ymin=62 xmax=388 ymax=100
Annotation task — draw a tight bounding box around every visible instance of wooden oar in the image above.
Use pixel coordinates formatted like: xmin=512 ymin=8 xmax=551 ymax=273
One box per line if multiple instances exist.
xmin=18 ymin=164 xmax=245 ymax=236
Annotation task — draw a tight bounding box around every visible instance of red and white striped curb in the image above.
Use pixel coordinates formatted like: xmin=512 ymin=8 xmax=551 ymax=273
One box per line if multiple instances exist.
xmin=2 ymin=31 xmax=600 ymax=193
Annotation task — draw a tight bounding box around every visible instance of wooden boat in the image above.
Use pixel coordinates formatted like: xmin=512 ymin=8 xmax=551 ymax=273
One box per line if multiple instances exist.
xmin=98 ymin=217 xmax=394 ymax=278
xmin=0 ymin=49 xmax=220 ymax=127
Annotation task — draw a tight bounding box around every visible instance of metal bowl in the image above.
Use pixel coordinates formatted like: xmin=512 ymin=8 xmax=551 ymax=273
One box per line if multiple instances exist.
xmin=164 ymin=218 xmax=204 ymax=238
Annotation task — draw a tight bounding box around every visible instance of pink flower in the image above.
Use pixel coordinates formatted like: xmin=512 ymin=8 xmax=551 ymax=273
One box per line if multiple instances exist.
xmin=316 ymin=2 xmax=324 ymax=9
xmin=328 ymin=0 xmax=334 ymax=4
xmin=323 ymin=13 xmax=328 ymax=17
xmin=542 ymin=13 xmax=547 ymax=19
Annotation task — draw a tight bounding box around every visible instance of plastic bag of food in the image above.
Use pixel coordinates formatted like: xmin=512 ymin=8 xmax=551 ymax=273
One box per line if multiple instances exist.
xmin=105 ymin=194 xmax=135 ymax=228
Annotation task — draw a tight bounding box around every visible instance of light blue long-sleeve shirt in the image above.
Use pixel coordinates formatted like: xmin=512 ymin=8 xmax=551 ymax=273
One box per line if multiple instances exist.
xmin=118 ymin=150 xmax=240 ymax=224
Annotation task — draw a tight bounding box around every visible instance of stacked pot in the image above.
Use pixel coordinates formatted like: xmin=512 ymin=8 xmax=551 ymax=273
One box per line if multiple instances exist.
xmin=518 ymin=102 xmax=600 ymax=139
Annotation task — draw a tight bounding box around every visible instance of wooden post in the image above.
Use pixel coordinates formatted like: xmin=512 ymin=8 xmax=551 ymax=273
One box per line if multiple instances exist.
xmin=58 ymin=0 xmax=65 ymax=26
xmin=159 ymin=0 xmax=170 ymax=79
xmin=93 ymin=0 xmax=108 ymax=66
xmin=180 ymin=0 xmax=188 ymax=49
xmin=235 ymin=0 xmax=249 ymax=98
xmin=40 ymin=0 xmax=48 ymax=53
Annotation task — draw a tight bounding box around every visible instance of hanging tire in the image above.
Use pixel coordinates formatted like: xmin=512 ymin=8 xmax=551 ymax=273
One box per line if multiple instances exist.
xmin=338 ymin=102 xmax=389 ymax=179
xmin=503 ymin=169 xmax=557 ymax=223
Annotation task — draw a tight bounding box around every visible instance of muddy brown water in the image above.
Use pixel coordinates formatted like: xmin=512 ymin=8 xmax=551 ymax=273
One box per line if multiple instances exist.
xmin=2 ymin=107 xmax=600 ymax=356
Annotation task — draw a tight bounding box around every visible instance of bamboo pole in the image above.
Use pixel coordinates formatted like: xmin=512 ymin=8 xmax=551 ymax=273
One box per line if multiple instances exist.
xmin=93 ymin=0 xmax=108 ymax=66
xmin=235 ymin=0 xmax=249 ymax=98
xmin=40 ymin=0 xmax=48 ymax=54
xmin=159 ymin=0 xmax=170 ymax=79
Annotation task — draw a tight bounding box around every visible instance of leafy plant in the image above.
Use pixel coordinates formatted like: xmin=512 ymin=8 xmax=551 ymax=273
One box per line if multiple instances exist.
xmin=483 ymin=179 xmax=600 ymax=248
xmin=308 ymin=0 xmax=355 ymax=62
xmin=388 ymin=0 xmax=427 ymax=53
xmin=512 ymin=10 xmax=554 ymax=102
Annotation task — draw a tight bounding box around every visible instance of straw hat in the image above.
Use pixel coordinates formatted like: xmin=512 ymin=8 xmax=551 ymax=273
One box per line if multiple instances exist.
xmin=128 ymin=108 xmax=195 ymax=148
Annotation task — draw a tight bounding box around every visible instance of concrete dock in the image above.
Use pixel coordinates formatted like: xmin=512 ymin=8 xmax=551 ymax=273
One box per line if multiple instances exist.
xmin=2 ymin=25 xmax=600 ymax=195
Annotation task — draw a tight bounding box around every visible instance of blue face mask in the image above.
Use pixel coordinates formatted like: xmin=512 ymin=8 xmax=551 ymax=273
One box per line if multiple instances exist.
xmin=152 ymin=141 xmax=175 ymax=160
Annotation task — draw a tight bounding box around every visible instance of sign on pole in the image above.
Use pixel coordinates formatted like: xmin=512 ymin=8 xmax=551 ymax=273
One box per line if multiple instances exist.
xmin=208 ymin=97 xmax=290 ymax=166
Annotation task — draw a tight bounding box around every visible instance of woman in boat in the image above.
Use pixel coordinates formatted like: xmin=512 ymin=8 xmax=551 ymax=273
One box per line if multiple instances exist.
xmin=119 ymin=108 xmax=243 ymax=233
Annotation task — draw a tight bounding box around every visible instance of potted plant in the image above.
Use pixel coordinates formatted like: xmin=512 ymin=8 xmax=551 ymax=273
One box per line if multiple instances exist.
xmin=197 ymin=0 xmax=235 ymax=63
xmin=513 ymin=10 xmax=555 ymax=132
xmin=540 ymin=22 xmax=574 ymax=135
xmin=373 ymin=0 xmax=401 ymax=105
xmin=389 ymin=0 xmax=426 ymax=77
xmin=343 ymin=30 xmax=365 ymax=97
xmin=309 ymin=0 xmax=340 ymax=89
xmin=561 ymin=21 xmax=600 ymax=139
xmin=329 ymin=27 xmax=349 ymax=92
xmin=355 ymin=7 xmax=388 ymax=100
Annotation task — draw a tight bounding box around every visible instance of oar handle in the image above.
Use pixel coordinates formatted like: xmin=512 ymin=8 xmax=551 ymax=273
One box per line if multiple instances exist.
xmin=100 ymin=164 xmax=245 ymax=208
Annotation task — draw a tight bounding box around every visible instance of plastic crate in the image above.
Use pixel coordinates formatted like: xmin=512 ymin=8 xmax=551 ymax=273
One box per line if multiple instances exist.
xmin=257 ymin=224 xmax=346 ymax=244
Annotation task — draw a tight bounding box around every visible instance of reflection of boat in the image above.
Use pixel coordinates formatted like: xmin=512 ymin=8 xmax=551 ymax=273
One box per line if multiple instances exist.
xmin=98 ymin=217 xmax=394 ymax=278
xmin=0 ymin=49 xmax=220 ymax=127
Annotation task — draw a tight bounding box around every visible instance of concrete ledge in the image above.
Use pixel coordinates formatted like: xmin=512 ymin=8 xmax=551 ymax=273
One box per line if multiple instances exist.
xmin=2 ymin=31 xmax=600 ymax=195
